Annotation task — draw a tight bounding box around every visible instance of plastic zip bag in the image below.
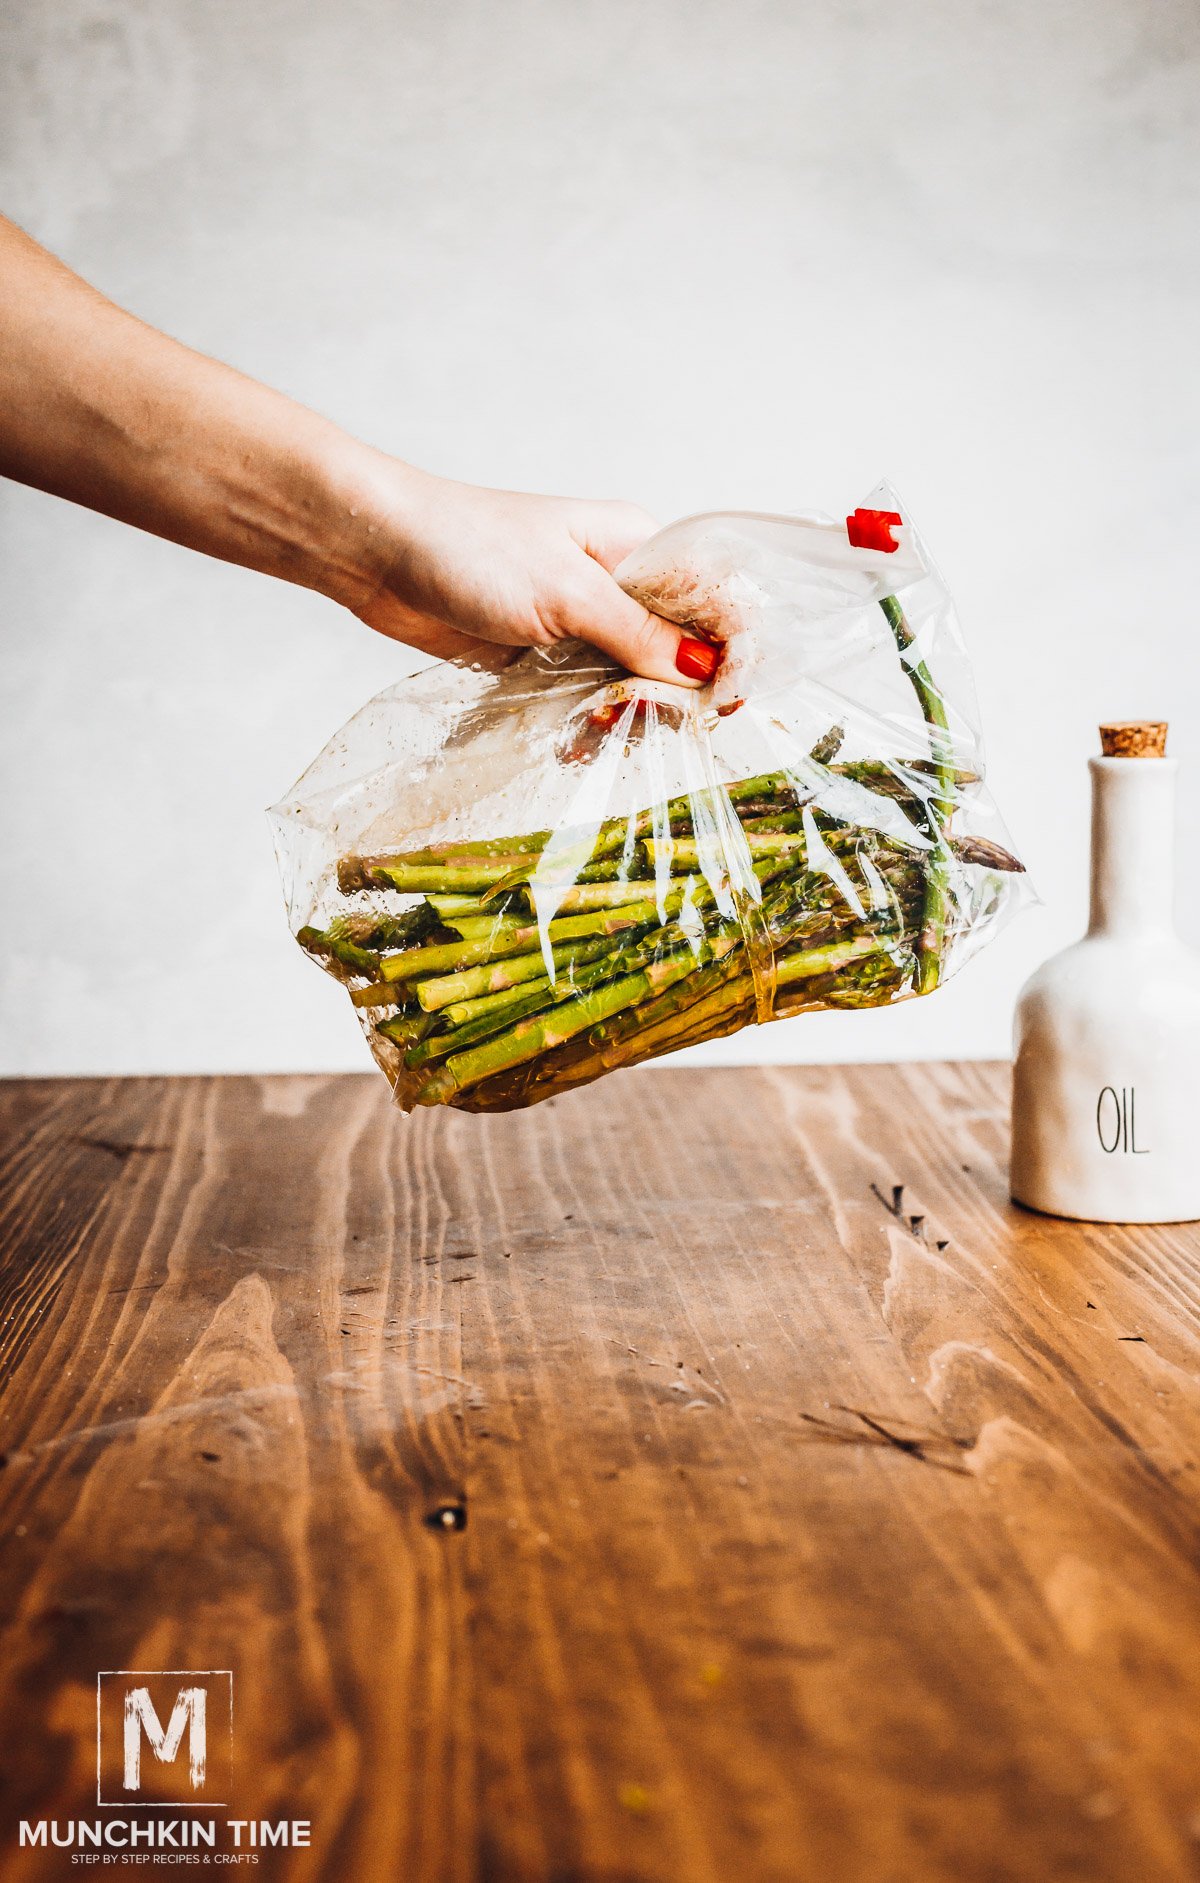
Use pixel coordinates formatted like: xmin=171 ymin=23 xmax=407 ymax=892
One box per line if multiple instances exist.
xmin=270 ymin=487 xmax=1029 ymax=1112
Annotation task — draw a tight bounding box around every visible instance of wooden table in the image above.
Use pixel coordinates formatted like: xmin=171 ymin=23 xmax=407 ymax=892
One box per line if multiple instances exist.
xmin=1 ymin=1065 xmax=1198 ymax=1882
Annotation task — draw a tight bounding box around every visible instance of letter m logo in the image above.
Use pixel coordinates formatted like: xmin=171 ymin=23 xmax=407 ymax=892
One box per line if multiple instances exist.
xmin=97 ymin=1671 xmax=232 ymax=1806
xmin=123 ymin=1685 xmax=206 ymax=1790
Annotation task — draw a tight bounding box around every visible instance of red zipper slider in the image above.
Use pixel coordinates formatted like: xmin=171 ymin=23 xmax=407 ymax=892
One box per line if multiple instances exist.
xmin=846 ymin=507 xmax=903 ymax=553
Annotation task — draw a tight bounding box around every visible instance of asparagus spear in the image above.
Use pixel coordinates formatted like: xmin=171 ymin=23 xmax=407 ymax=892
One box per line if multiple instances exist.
xmin=948 ymin=834 xmax=1025 ymax=872
xmin=808 ymin=723 xmax=845 ymax=765
xmin=415 ymin=946 xmax=713 ymax=1103
xmin=512 ymin=879 xmax=673 ymax=913
xmin=353 ymin=859 xmax=523 ymax=895
xmin=426 ymin=891 xmax=526 ymax=920
xmin=414 ymin=929 xmax=640 ymax=1012
xmin=379 ymin=921 xmax=538 ymax=980
xmin=776 ymin=933 xmax=896 ymax=988
xmin=445 ymin=913 xmax=538 ymax=942
xmin=330 ymin=907 xmax=443 ymax=949
xmin=339 ymin=841 xmax=545 ymax=891
xmin=342 ymin=820 xmax=627 ymax=893
xmin=644 ymin=832 xmax=806 ymax=870
xmin=376 ymin=1010 xmax=437 ymax=1049
xmin=879 ymin=594 xmax=956 ymax=992
xmin=507 ymin=874 xmax=732 ymax=919
xmin=426 ymin=893 xmax=495 ymax=918
xmin=402 ymin=919 xmax=701 ymax=1067
xmin=440 ymin=980 xmax=558 ymax=1027
xmin=351 ymin=979 xmax=407 ymax=1009
xmin=297 ymin=926 xmax=382 ymax=976
xmin=380 ymin=902 xmax=657 ymax=985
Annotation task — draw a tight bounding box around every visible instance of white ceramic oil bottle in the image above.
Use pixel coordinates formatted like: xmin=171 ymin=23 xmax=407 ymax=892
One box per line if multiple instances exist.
xmin=1011 ymin=720 xmax=1200 ymax=1222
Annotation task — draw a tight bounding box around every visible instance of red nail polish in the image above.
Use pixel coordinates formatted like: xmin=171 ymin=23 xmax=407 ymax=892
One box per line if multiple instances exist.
xmin=675 ymin=636 xmax=719 ymax=683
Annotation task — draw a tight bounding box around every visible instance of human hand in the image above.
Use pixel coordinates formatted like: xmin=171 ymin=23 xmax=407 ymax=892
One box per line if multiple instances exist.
xmin=347 ymin=465 xmax=720 ymax=686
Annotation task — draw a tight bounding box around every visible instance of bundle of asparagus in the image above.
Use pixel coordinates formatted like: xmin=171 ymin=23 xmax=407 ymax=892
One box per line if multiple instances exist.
xmin=295 ymin=589 xmax=1023 ymax=1112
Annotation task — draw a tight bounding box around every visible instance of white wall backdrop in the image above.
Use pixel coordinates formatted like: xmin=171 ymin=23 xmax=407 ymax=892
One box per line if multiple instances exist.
xmin=2 ymin=0 xmax=1198 ymax=1075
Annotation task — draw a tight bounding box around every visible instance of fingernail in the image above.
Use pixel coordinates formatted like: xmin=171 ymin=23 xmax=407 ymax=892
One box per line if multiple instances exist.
xmin=675 ymin=636 xmax=719 ymax=683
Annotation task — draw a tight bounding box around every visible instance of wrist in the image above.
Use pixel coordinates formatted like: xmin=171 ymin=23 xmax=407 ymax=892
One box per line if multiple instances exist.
xmin=305 ymin=435 xmax=426 ymax=617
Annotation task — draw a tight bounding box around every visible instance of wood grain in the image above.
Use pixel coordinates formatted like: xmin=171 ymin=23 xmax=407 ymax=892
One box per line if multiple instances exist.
xmin=1 ymin=1065 xmax=1198 ymax=1882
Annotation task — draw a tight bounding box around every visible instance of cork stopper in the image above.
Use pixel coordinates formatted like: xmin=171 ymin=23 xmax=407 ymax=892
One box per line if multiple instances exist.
xmin=1099 ymin=720 xmax=1167 ymax=758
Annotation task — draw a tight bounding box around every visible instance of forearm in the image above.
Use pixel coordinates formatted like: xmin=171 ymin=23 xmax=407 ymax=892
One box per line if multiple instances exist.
xmin=0 ymin=215 xmax=392 ymax=608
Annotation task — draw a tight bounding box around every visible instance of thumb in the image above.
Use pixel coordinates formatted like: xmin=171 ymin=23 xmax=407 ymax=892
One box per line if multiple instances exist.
xmin=569 ymin=575 xmax=720 ymax=689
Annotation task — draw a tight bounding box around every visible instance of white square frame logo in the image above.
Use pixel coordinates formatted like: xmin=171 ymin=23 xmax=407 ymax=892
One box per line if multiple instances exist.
xmin=96 ymin=1670 xmax=233 ymax=1807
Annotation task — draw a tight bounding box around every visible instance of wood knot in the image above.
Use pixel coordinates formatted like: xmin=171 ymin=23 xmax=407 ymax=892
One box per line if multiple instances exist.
xmin=424 ymin=1501 xmax=467 ymax=1532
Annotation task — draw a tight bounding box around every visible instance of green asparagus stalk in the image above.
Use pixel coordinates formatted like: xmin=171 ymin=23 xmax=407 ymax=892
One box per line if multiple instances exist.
xmin=403 ymin=994 xmax=556 ymax=1066
xmin=445 ymin=913 xmax=537 ymax=942
xmin=425 ymin=893 xmax=497 ymax=919
xmin=339 ymin=841 xmax=544 ymax=891
xmin=948 ymin=834 xmax=1025 ymax=873
xmin=511 ymin=879 xmax=669 ymax=913
xmin=378 ymin=921 xmax=538 ymax=980
xmin=381 ymin=832 xmax=552 ymax=864
xmin=732 ymin=758 xmax=977 ymax=818
xmin=297 ymin=926 xmax=381 ymax=976
xmin=808 ymin=723 xmax=845 ymax=765
xmin=415 ymin=946 xmax=714 ymax=1103
xmin=343 ymin=821 xmax=628 ymax=894
xmin=329 ymin=907 xmax=443 ymax=949
xmin=380 ymin=902 xmax=656 ymax=985
xmin=414 ymin=929 xmax=638 ymax=1012
xmin=510 ymin=875 xmax=727 ymax=916
xmin=776 ymin=933 xmax=895 ymax=988
xmin=644 ymin=832 xmax=806 ymax=871
xmin=355 ymin=859 xmax=522 ymax=895
xmin=350 ymin=979 xmax=406 ymax=1009
xmin=879 ymin=594 xmax=956 ymax=992
xmin=576 ymin=854 xmax=647 ymax=883
xmin=441 ymin=927 xmax=667 ymax=1030
xmin=376 ymin=1010 xmax=436 ymax=1049
xmin=402 ymin=919 xmax=700 ymax=1067
xmin=424 ymin=891 xmax=527 ymax=920
xmin=439 ymin=980 xmax=557 ymax=1028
